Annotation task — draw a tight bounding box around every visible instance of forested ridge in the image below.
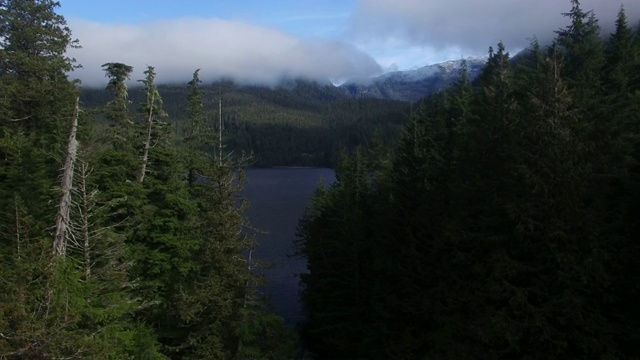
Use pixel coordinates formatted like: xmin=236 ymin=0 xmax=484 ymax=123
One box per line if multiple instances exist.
xmin=3 ymin=0 xmax=640 ymax=359
xmin=80 ymin=81 xmax=410 ymax=168
xmin=0 ymin=1 xmax=298 ymax=358
xmin=298 ymin=1 xmax=640 ymax=358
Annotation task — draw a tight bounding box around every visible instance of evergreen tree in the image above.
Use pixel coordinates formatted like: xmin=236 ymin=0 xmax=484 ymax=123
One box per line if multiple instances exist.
xmin=298 ymin=17 xmax=640 ymax=356
xmin=298 ymin=149 xmax=385 ymax=357
xmin=184 ymin=69 xmax=213 ymax=185
xmin=185 ymin=69 xmax=209 ymax=147
xmin=0 ymin=2 xmax=85 ymax=357
xmin=555 ymin=0 xmax=605 ymax=106
xmin=138 ymin=65 xmax=167 ymax=183
xmin=0 ymin=0 xmax=79 ymax=236
xmin=598 ymin=6 xmax=640 ymax=355
xmin=0 ymin=195 xmax=51 ymax=358
xmin=102 ymin=62 xmax=134 ymax=125
xmin=605 ymin=6 xmax=636 ymax=92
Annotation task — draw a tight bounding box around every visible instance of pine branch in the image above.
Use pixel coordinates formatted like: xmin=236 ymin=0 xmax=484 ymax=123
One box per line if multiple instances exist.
xmin=5 ymin=115 xmax=31 ymax=122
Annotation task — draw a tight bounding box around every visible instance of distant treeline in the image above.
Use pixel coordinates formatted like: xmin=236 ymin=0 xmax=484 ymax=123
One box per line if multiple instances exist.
xmin=297 ymin=2 xmax=640 ymax=358
xmin=80 ymin=80 xmax=411 ymax=167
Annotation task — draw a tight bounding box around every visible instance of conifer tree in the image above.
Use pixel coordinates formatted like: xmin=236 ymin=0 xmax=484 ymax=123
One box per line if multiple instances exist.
xmin=94 ymin=62 xmax=141 ymax=191
xmin=0 ymin=3 xmax=86 ymax=356
xmin=185 ymin=69 xmax=208 ymax=147
xmin=296 ymin=5 xmax=640 ymax=358
xmin=173 ymin=81 xmax=256 ymax=356
xmin=138 ymin=65 xmax=167 ymax=183
xmin=605 ymin=6 xmax=635 ymax=92
xmin=184 ymin=69 xmax=213 ymax=185
xmin=0 ymin=0 xmax=79 ymax=233
xmin=102 ymin=62 xmax=134 ymax=126
xmin=555 ymin=0 xmax=604 ymax=109
xmin=298 ymin=149 xmax=385 ymax=357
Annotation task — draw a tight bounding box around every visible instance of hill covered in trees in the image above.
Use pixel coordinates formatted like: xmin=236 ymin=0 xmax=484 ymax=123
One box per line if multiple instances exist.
xmin=297 ymin=2 xmax=640 ymax=358
xmin=4 ymin=0 xmax=640 ymax=359
xmin=80 ymin=80 xmax=410 ymax=167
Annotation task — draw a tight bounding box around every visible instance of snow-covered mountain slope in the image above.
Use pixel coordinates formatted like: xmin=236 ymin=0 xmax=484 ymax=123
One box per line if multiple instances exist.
xmin=339 ymin=57 xmax=486 ymax=102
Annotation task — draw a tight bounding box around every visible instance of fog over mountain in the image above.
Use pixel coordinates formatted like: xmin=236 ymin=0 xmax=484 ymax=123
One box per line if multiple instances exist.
xmin=65 ymin=0 xmax=640 ymax=87
xmin=339 ymin=57 xmax=486 ymax=102
xmin=68 ymin=18 xmax=382 ymax=87
xmin=349 ymin=0 xmax=640 ymax=65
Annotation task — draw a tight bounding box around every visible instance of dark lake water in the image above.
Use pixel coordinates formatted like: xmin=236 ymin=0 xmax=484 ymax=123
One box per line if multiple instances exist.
xmin=242 ymin=168 xmax=335 ymax=327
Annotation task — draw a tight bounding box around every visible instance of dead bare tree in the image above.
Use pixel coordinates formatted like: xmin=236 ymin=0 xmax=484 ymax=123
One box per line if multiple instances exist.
xmin=138 ymin=91 xmax=155 ymax=183
xmin=53 ymin=97 xmax=80 ymax=257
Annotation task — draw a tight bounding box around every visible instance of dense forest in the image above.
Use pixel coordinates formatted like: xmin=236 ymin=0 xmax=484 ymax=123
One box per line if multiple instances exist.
xmin=297 ymin=1 xmax=640 ymax=358
xmin=0 ymin=1 xmax=298 ymax=358
xmin=80 ymin=80 xmax=410 ymax=168
xmin=3 ymin=0 xmax=640 ymax=359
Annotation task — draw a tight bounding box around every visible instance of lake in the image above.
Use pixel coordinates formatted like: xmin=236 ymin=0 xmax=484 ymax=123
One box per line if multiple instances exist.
xmin=242 ymin=167 xmax=336 ymax=327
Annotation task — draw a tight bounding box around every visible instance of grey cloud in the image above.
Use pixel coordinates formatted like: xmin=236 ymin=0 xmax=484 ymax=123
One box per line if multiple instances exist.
xmin=350 ymin=0 xmax=640 ymax=55
xmin=67 ymin=18 xmax=382 ymax=87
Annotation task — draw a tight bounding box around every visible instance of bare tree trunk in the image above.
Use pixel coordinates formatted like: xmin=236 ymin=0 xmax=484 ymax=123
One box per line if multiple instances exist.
xmin=219 ymin=96 xmax=222 ymax=166
xmin=138 ymin=92 xmax=155 ymax=183
xmin=13 ymin=196 xmax=26 ymax=304
xmin=15 ymin=196 xmax=21 ymax=261
xmin=53 ymin=97 xmax=80 ymax=257
xmin=74 ymin=161 xmax=93 ymax=281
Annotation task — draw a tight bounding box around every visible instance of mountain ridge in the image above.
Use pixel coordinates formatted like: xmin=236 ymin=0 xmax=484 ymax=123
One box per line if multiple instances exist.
xmin=337 ymin=57 xmax=486 ymax=102
xmin=80 ymin=57 xmax=488 ymax=104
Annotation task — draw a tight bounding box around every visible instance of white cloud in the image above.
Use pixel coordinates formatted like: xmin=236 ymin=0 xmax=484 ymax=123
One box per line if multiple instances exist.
xmin=67 ymin=17 xmax=382 ymax=87
xmin=355 ymin=36 xmax=472 ymax=71
xmin=349 ymin=0 xmax=640 ymax=57
xmin=65 ymin=1 xmax=640 ymax=86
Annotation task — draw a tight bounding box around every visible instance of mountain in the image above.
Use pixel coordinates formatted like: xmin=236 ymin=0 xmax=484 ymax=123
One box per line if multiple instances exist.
xmin=80 ymin=79 xmax=410 ymax=167
xmin=339 ymin=57 xmax=486 ymax=102
xmin=78 ymin=58 xmax=487 ymax=167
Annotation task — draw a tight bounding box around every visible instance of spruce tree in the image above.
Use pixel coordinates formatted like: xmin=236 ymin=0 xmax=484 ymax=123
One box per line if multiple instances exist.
xmin=171 ymin=76 xmax=258 ymax=357
xmin=296 ymin=5 xmax=640 ymax=358
xmin=605 ymin=6 xmax=635 ymax=92
xmin=555 ymin=0 xmax=605 ymax=125
xmin=138 ymin=65 xmax=167 ymax=183
xmin=298 ymin=149 xmax=386 ymax=357
xmin=184 ymin=69 xmax=213 ymax=185
xmin=0 ymin=0 xmax=79 ymax=235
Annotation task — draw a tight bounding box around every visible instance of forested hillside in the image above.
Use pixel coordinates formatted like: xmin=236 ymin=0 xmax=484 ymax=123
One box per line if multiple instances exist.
xmin=80 ymin=80 xmax=410 ymax=167
xmin=4 ymin=0 xmax=640 ymax=359
xmin=298 ymin=2 xmax=640 ymax=358
xmin=0 ymin=1 xmax=297 ymax=358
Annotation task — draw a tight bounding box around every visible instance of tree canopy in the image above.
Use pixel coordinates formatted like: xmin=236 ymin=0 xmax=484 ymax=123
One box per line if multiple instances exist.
xmin=297 ymin=3 xmax=640 ymax=358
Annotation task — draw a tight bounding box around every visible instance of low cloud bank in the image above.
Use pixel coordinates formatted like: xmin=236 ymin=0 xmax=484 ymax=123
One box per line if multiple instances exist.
xmin=349 ymin=0 xmax=640 ymax=56
xmin=67 ymin=17 xmax=383 ymax=87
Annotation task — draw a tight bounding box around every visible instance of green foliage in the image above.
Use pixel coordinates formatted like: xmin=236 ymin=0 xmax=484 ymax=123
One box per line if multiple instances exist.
xmin=138 ymin=66 xmax=167 ymax=119
xmin=101 ymin=62 xmax=135 ymax=149
xmin=298 ymin=4 xmax=640 ymax=358
xmin=185 ymin=69 xmax=209 ymax=147
xmin=80 ymin=81 xmax=410 ymax=167
xmin=102 ymin=62 xmax=134 ymax=121
xmin=1 ymin=3 xmax=295 ymax=358
xmin=297 ymin=149 xmax=388 ymax=357
xmin=555 ymin=0 xmax=605 ymax=109
xmin=0 ymin=0 xmax=78 ymax=236
xmin=236 ymin=304 xmax=299 ymax=359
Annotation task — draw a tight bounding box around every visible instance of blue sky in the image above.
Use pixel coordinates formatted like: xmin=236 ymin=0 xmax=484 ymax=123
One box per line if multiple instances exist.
xmin=58 ymin=0 xmax=354 ymax=37
xmin=57 ymin=0 xmax=640 ymax=86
